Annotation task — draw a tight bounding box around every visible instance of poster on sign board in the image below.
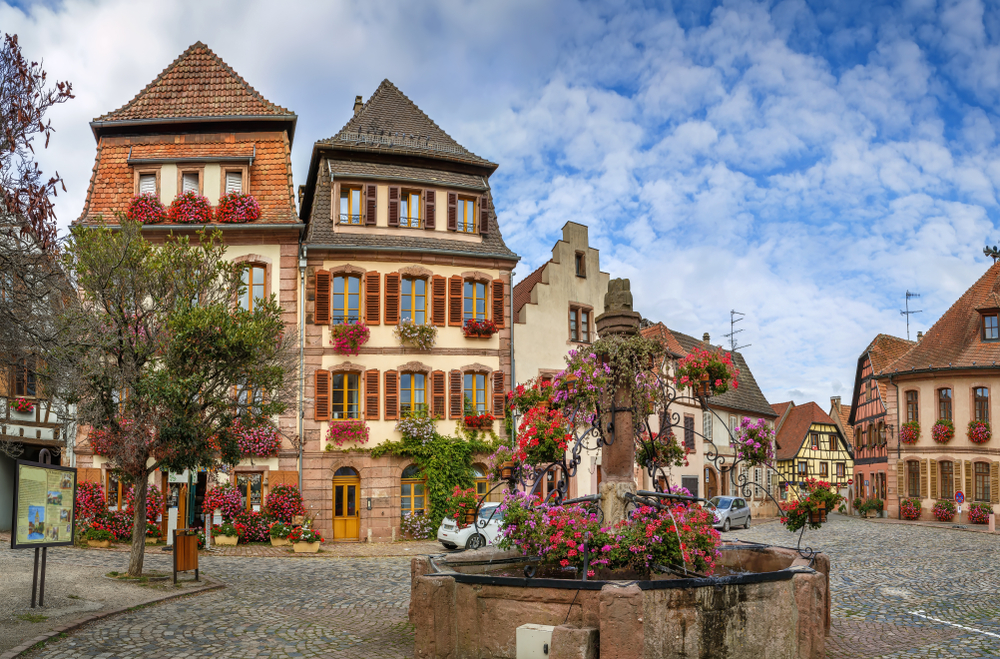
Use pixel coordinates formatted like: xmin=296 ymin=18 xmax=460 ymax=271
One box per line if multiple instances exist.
xmin=11 ymin=460 xmax=77 ymax=549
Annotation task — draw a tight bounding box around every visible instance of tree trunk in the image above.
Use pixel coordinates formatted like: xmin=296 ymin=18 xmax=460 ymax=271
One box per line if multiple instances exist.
xmin=127 ymin=476 xmax=148 ymax=577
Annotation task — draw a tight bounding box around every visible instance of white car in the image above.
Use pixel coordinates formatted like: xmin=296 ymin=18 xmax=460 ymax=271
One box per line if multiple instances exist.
xmin=437 ymin=503 xmax=504 ymax=550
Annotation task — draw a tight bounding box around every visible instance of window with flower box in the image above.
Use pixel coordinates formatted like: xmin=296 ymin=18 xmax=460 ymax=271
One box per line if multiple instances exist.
xmin=332 ymin=373 xmax=360 ymax=419
xmin=464 ymin=281 xmax=487 ymax=321
xmin=400 ymin=372 xmax=427 ymax=416
xmin=239 ymin=264 xmax=267 ymax=311
xmin=810 ymin=433 xmax=819 ymax=449
xmin=134 ymin=168 xmax=160 ymax=197
xmin=236 ymin=382 xmax=263 ymax=416
xmin=975 ymin=462 xmax=990 ymax=502
xmin=906 ymin=390 xmax=919 ymax=423
xmin=401 ymin=277 xmax=427 ymax=325
xmin=908 ymin=461 xmax=920 ymax=498
xmin=333 ymin=275 xmax=361 ymax=324
xmin=938 ymin=388 xmax=952 ymax=421
xmin=223 ymin=168 xmax=245 ymax=194
xmin=975 ymin=387 xmax=990 ymax=422
xmin=13 ymin=357 xmax=36 ymax=398
xmin=464 ymin=372 xmax=487 ymax=414
xmin=940 ymin=461 xmax=954 ymax=499
xmin=178 ymin=167 xmax=203 ymax=195
xmin=401 ymin=464 xmax=426 ymax=514
xmin=339 ymin=186 xmax=363 ymax=225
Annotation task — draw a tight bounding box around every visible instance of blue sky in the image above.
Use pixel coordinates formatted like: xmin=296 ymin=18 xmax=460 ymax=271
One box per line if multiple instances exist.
xmin=5 ymin=0 xmax=1000 ymax=409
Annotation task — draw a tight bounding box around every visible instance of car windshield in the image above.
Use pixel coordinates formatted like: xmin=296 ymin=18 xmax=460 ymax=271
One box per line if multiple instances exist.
xmin=479 ymin=506 xmax=502 ymax=521
xmin=709 ymin=497 xmax=733 ymax=509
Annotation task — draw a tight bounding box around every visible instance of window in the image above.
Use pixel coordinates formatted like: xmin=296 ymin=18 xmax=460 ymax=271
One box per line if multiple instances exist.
xmin=940 ymin=461 xmax=954 ymax=500
xmin=836 ymin=463 xmax=845 ymax=479
xmin=473 ymin=465 xmax=488 ymax=498
xmin=569 ymin=306 xmax=591 ymax=343
xmin=984 ymin=314 xmax=999 ymax=340
xmin=236 ymin=472 xmax=263 ymax=511
xmin=464 ymin=280 xmax=487 ymax=321
xmin=975 ymin=462 xmax=990 ymax=502
xmin=339 ymin=186 xmax=363 ymax=225
xmin=702 ymin=410 xmax=713 ymax=442
xmin=138 ymin=173 xmax=157 ymax=195
xmin=878 ymin=422 xmax=886 ymax=445
xmin=401 ymin=464 xmax=426 ymax=513
xmin=332 ymin=373 xmax=360 ymax=419
xmin=464 ymin=373 xmax=487 ymax=414
xmin=112 ymin=387 xmax=130 ymax=415
xmin=797 ymin=462 xmax=808 ymax=477
xmin=181 ymin=171 xmax=200 ymax=194
xmin=976 ymin=387 xmax=990 ymax=422
xmin=224 ymin=170 xmax=243 ymax=194
xmin=683 ymin=415 xmax=695 ymax=450
xmin=810 ymin=433 xmax=819 ymax=449
xmin=906 ymin=391 xmax=919 ymax=423
xmin=457 ymin=197 xmax=477 ymax=233
xmin=240 ymin=265 xmax=267 ymax=311
xmin=401 ymin=277 xmax=427 ymax=325
xmin=575 ymin=252 xmax=586 ymax=277
xmin=908 ymin=461 xmax=920 ymax=498
xmin=106 ymin=473 xmax=123 ymax=511
xmin=13 ymin=358 xmax=36 ymax=397
xmin=820 ymin=462 xmax=829 ymax=477
xmin=729 ymin=415 xmax=738 ymax=437
xmin=400 ymin=190 xmax=422 ymax=228
xmin=236 ymin=383 xmax=262 ymax=416
xmin=332 ymin=275 xmax=361 ymax=324
xmin=400 ymin=373 xmax=427 ymax=416
xmin=938 ymin=388 xmax=952 ymax=421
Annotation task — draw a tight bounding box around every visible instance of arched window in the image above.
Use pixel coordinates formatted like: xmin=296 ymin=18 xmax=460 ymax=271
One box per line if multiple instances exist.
xmin=335 ymin=466 xmax=359 ymax=477
xmin=975 ymin=387 xmax=990 ymax=422
xmin=401 ymin=465 xmax=426 ymax=514
xmin=400 ymin=372 xmax=427 ymax=416
xmin=401 ymin=277 xmax=427 ymax=325
xmin=240 ymin=264 xmax=267 ymax=311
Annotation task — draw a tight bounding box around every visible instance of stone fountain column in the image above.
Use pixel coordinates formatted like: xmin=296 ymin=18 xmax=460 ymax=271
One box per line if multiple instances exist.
xmin=595 ymin=278 xmax=642 ymax=527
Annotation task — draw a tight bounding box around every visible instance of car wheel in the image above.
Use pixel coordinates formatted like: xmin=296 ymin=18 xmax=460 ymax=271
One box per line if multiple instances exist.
xmin=744 ymin=514 xmax=751 ymax=529
xmin=722 ymin=518 xmax=731 ymax=533
xmin=466 ymin=533 xmax=486 ymax=550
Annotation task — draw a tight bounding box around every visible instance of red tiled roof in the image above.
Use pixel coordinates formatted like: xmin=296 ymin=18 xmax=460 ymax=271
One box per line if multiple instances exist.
xmin=96 ymin=42 xmax=294 ymax=122
xmin=888 ymin=261 xmax=1000 ymax=374
xmin=830 ymin=399 xmax=854 ymax=447
xmin=771 ymin=401 xmax=792 ymax=421
xmin=774 ymin=401 xmax=836 ymax=461
xmin=639 ymin=322 xmax=686 ymax=358
xmin=513 ymin=262 xmax=549 ymax=319
xmin=129 ymin=143 xmax=254 ymax=160
xmin=867 ymin=334 xmax=915 ymax=374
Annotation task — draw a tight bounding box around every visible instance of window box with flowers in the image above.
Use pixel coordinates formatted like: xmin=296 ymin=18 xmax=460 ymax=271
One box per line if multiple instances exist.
xmin=126 ymin=193 xmax=167 ymax=224
xmin=900 ymin=497 xmax=922 ymax=520
xmin=325 ymin=418 xmax=369 ymax=450
xmin=931 ymin=419 xmax=954 ymax=444
xmin=288 ymin=526 xmax=324 ymax=552
xmin=899 ymin=421 xmax=920 ymax=444
xmin=268 ymin=521 xmax=293 ymax=546
xmin=968 ymin=420 xmax=991 ymax=444
xmin=463 ymin=318 xmax=497 ymax=339
xmin=393 ymin=319 xmax=436 ymax=350
xmin=330 ymin=320 xmax=370 ymax=356
xmin=233 ymin=419 xmax=282 ymax=457
xmin=10 ymin=397 xmax=34 ymax=414
xmin=215 ymin=192 xmax=261 ymax=223
xmin=464 ymin=413 xmax=494 ymax=431
xmin=167 ymin=191 xmax=213 ymax=224
xmin=674 ymin=346 xmax=739 ymax=396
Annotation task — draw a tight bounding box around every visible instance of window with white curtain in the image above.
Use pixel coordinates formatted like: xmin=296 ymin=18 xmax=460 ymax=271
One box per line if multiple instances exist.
xmin=139 ymin=173 xmax=156 ymax=195
xmin=225 ymin=171 xmax=242 ymax=194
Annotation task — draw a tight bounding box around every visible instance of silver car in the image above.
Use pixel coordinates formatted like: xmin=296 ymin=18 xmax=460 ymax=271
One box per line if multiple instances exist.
xmin=707 ymin=496 xmax=751 ymax=532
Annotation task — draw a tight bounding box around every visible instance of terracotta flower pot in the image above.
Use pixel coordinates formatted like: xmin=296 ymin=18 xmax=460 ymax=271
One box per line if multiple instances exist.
xmin=293 ymin=541 xmax=320 ymax=553
xmin=87 ymin=539 xmax=110 ymax=548
xmin=270 ymin=536 xmax=291 ymax=547
xmin=500 ymin=461 xmax=515 ymax=480
xmin=214 ymin=535 xmax=239 ymax=546
xmin=464 ymin=510 xmax=477 ymax=525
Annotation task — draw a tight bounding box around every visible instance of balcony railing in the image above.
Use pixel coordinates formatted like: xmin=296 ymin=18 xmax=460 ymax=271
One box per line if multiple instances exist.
xmin=399 ymin=216 xmax=422 ymax=229
xmin=338 ymin=213 xmax=363 ymax=226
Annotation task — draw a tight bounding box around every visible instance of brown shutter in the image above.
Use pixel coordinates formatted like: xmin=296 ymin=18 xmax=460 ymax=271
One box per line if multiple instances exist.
xmin=896 ymin=461 xmax=905 ymax=499
xmin=364 ymin=271 xmax=381 ymax=325
xmin=965 ymin=460 xmax=973 ymax=502
xmin=315 ymin=270 xmax=330 ymax=325
xmin=479 ymin=194 xmax=490 ymax=236
xmin=431 ymin=275 xmax=447 ymax=327
xmin=425 ymin=190 xmax=436 ymax=230
xmin=449 ymin=370 xmax=463 ymax=419
xmin=365 ymin=184 xmax=377 ymax=225
xmin=492 ymin=371 xmax=505 ymax=417
xmin=384 ymin=273 xmax=401 ymax=325
xmin=448 ymin=275 xmax=463 ymax=327
xmin=447 ymin=192 xmax=457 ymax=231
xmin=388 ymin=186 xmax=399 ymax=227
xmin=491 ymin=279 xmax=505 ymax=328
xmin=920 ymin=459 xmax=928 ymax=499
xmin=992 ymin=462 xmax=999 ymax=505
xmin=365 ymin=369 xmax=380 ymax=420
xmin=930 ymin=459 xmax=938 ymax=499
xmin=384 ymin=370 xmax=399 ymax=420
xmin=78 ymin=467 xmax=102 ymax=484
xmin=431 ymin=370 xmax=446 ymax=419
xmin=314 ymin=369 xmax=330 ymax=421
xmin=270 ymin=471 xmax=299 ymax=487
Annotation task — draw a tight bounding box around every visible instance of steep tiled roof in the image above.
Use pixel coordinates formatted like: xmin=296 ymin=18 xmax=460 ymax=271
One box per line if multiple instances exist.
xmin=888 ymin=262 xmax=1000 ymax=374
xmin=774 ymin=401 xmax=837 ymax=461
xmin=129 ymin=143 xmax=254 ymax=160
xmin=639 ymin=322 xmax=686 ymax=359
xmin=96 ymin=42 xmax=294 ymax=122
xmin=319 ymin=80 xmax=493 ymax=168
xmin=867 ymin=334 xmax=915 ymax=373
xmin=513 ymin=262 xmax=549 ymax=319
xmin=830 ymin=399 xmax=855 ymax=447
xmin=771 ymin=401 xmax=792 ymax=421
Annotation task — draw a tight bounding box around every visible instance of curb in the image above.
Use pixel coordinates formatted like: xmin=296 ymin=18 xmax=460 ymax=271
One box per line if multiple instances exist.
xmin=855 ymin=515 xmax=996 ymax=535
xmin=0 ymin=577 xmax=226 ymax=659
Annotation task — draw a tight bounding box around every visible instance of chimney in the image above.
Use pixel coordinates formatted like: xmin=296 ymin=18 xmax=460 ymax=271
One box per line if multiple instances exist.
xmin=703 ymin=332 xmax=710 ymax=342
xmin=831 ymin=395 xmax=841 ymax=411
xmin=353 ymin=95 xmax=363 ymax=116
xmin=297 ymin=185 xmax=305 ymax=206
xmin=916 ymin=331 xmax=923 ymax=341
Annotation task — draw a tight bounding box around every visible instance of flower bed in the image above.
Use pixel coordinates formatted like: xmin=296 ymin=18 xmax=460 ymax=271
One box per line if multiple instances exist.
xmin=674 ymin=346 xmax=739 ymax=396
xmin=126 ymin=193 xmax=166 ymax=224
xmin=10 ymin=397 xmax=34 ymax=413
xmin=932 ymin=499 xmax=956 ymax=522
xmin=899 ymin=421 xmax=920 ymax=444
xmin=463 ymin=318 xmax=497 ymax=338
xmin=968 ymin=420 xmax=991 ymax=444
xmin=394 ymin=319 xmax=436 ymax=350
xmin=263 ymin=485 xmax=306 ymax=523
xmin=330 ymin=320 xmax=370 ymax=356
xmin=233 ymin=510 xmax=271 ymax=543
xmin=233 ymin=418 xmax=282 ymax=457
xmin=732 ymin=417 xmax=775 ymax=466
xmin=326 ymin=418 xmax=369 ymax=449
xmin=969 ymin=502 xmax=991 ymax=524
xmin=464 ymin=413 xmax=494 ymax=430
xmin=900 ymin=497 xmax=922 ymax=520
xmin=515 ymin=405 xmax=570 ymax=465
xmin=202 ymin=483 xmax=245 ymax=521
xmin=215 ymin=192 xmax=260 ymax=223
xmin=931 ymin=419 xmax=954 ymax=444
xmin=167 ymin=191 xmax=213 ymax=224
xmin=84 ymin=523 xmax=114 ymax=543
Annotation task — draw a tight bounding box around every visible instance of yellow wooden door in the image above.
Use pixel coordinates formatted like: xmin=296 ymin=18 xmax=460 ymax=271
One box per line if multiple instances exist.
xmin=332 ymin=476 xmax=360 ymax=540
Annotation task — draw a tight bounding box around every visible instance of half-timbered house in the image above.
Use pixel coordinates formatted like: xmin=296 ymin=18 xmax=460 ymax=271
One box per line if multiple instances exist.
xmin=773 ymin=401 xmax=854 ymax=500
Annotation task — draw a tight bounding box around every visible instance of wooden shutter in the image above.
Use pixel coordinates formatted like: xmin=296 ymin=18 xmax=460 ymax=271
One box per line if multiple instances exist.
xmin=920 ymin=459 xmax=928 ymax=499
xmin=479 ymin=194 xmax=490 ymax=236
xmin=315 ymin=270 xmax=331 ymax=325
xmin=930 ymin=459 xmax=938 ymax=499
xmin=384 ymin=273 xmax=401 ymax=325
xmin=270 ymin=471 xmax=298 ymax=487
xmin=684 ymin=416 xmax=695 ymax=450
xmin=449 ymin=370 xmax=463 ymax=419
xmin=491 ymin=279 xmax=505 ymax=328
xmin=225 ymin=171 xmax=242 ymax=194
xmin=388 ymin=186 xmax=399 ymax=227
xmin=384 ymin=371 xmax=399 ymax=421
xmin=365 ymin=369 xmax=380 ymax=420
xmin=992 ymin=462 xmax=1000 ymax=505
xmin=447 ymin=192 xmax=457 ymax=231
xmin=896 ymin=461 xmax=905 ymax=499
xmin=365 ymin=183 xmax=377 ymax=225
xmin=425 ymin=190 xmax=436 ymax=230
xmin=139 ymin=173 xmax=156 ymax=195
xmin=365 ymin=271 xmax=381 ymax=325
xmin=492 ymin=371 xmax=505 ymax=417
xmin=448 ymin=276 xmax=463 ymax=327
xmin=431 ymin=370 xmax=446 ymax=419
xmin=314 ymin=369 xmax=330 ymax=421
xmin=965 ymin=460 xmax=973 ymax=502
xmin=78 ymin=467 xmax=102 ymax=484
xmin=431 ymin=276 xmax=447 ymax=327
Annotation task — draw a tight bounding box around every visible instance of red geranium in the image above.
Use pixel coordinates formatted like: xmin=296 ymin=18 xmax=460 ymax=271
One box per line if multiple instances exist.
xmin=126 ymin=193 xmax=167 ymax=224
xmin=215 ymin=192 xmax=261 ymax=223
xmin=167 ymin=191 xmax=213 ymax=224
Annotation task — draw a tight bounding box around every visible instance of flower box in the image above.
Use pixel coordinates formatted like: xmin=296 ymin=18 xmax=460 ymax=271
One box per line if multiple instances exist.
xmin=87 ymin=539 xmax=110 ymax=549
xmin=968 ymin=420 xmax=991 ymax=444
xmin=145 ymin=536 xmax=159 ymax=545
xmin=293 ymin=541 xmax=320 ymax=553
xmin=931 ymin=419 xmax=955 ymax=444
xmin=394 ymin=319 xmax=437 ymax=350
xmin=899 ymin=421 xmax=920 ymax=444
xmin=215 ymin=192 xmax=260 ymax=223
xmin=463 ymin=318 xmax=497 ymax=338
xmin=330 ymin=320 xmax=370 ymax=356
xmin=464 ymin=413 xmax=494 ymax=430
xmin=214 ymin=534 xmax=239 ymax=546
xmin=270 ymin=536 xmax=291 ymax=547
xmin=167 ymin=191 xmax=213 ymax=224
xmin=126 ymin=193 xmax=166 ymax=224
xmin=10 ymin=397 xmax=34 ymax=413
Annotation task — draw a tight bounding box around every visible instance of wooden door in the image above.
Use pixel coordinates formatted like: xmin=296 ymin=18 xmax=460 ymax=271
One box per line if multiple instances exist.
xmin=332 ymin=475 xmax=360 ymax=540
xmin=705 ymin=467 xmax=719 ymax=499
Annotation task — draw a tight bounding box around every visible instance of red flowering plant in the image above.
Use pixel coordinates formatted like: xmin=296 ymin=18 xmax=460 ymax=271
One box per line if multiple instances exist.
xmin=212 ymin=521 xmax=242 ymax=538
xmin=329 ymin=320 xmax=370 ymax=356
xmin=441 ymin=486 xmax=480 ymax=529
xmin=125 ymin=483 xmax=165 ymax=526
xmin=126 ymin=193 xmax=167 ymax=224
xmin=233 ymin=510 xmax=271 ymax=543
xmin=968 ymin=420 xmax=991 ymax=444
xmin=932 ymin=499 xmax=957 ymax=522
xmin=463 ymin=318 xmax=498 ymax=338
xmin=900 ymin=497 xmax=922 ymax=520
xmin=232 ymin=418 xmax=281 ymax=457
xmin=464 ymin=412 xmax=494 ymax=430
xmin=508 ymin=377 xmax=557 ymax=414
xmin=263 ymin=485 xmax=306 ymax=523
xmin=325 ymin=418 xmax=369 ymax=449
xmin=969 ymin=502 xmax=991 ymax=524
xmin=10 ymin=397 xmax=34 ymax=413
xmin=268 ymin=520 xmax=293 ymax=539
xmin=635 ymin=429 xmax=687 ymax=469
xmin=674 ymin=346 xmax=739 ymax=396
xmin=288 ymin=526 xmax=324 ymax=543
xmin=145 ymin=522 xmax=162 ymax=539
xmin=83 ymin=522 xmax=114 ymax=543
xmin=167 ymin=191 xmax=213 ymax=224
xmin=215 ymin=192 xmax=261 ymax=223
xmin=498 ymin=492 xmax=602 ymax=572
xmin=202 ymin=483 xmax=245 ymax=521
xmin=104 ymin=509 xmax=134 ymax=541
xmin=74 ymin=482 xmax=107 ymax=524
xmin=779 ymin=497 xmax=823 ymax=532
xmin=931 ymin=419 xmax=955 ymax=444
xmin=899 ymin=421 xmax=920 ymax=444
xmin=516 ymin=405 xmax=570 ymax=465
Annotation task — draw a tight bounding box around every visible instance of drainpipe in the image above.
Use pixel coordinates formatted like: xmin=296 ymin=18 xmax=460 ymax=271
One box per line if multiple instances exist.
xmin=890 ymin=372 xmax=900 ymax=520
xmin=509 ymin=269 xmax=515 ymax=445
xmin=298 ymin=246 xmax=307 ymax=492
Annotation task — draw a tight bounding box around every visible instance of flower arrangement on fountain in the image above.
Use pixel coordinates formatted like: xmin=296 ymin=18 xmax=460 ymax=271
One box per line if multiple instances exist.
xmin=732 ymin=417 xmax=775 ymax=466
xmin=10 ymin=397 xmax=34 ymax=413
xmin=464 ymin=412 xmax=494 ymax=430
xmin=968 ymin=420 xmax=991 ymax=444
xmin=900 ymin=497 xmax=922 ymax=520
xmin=899 ymin=421 xmax=920 ymax=444
xmin=968 ymin=502 xmax=991 ymax=524
xmin=551 ymin=350 xmax=610 ymax=417
xmin=263 ymin=485 xmax=306 ymax=522
xmin=325 ymin=418 xmax=369 ymax=449
xmin=673 ymin=346 xmax=739 ymax=396
xmin=515 ymin=405 xmax=570 ymax=465
xmin=167 ymin=191 xmax=213 ymax=224
xmin=233 ymin=418 xmax=281 ymax=457
xmin=215 ymin=192 xmax=261 ymax=223
xmin=933 ymin=499 xmax=957 ymax=522
xmin=486 ymin=444 xmax=528 ymax=483
xmin=463 ymin=318 xmax=497 ymax=338
xmin=126 ymin=192 xmax=166 ymax=224
xmin=393 ymin=318 xmax=437 ymax=350
xmin=329 ymin=320 xmax=370 ymax=356
xmin=202 ymin=483 xmax=245 ymax=521
xmin=635 ymin=429 xmax=687 ymax=469
xmin=779 ymin=479 xmax=842 ymax=532
xmin=931 ymin=419 xmax=955 ymax=444
xmin=442 ymin=486 xmax=480 ymax=529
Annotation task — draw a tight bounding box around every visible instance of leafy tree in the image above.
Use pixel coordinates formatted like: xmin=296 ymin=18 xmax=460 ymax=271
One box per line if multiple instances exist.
xmin=52 ymin=220 xmax=294 ymax=576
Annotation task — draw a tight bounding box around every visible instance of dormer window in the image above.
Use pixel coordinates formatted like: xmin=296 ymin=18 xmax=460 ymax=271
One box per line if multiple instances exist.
xmin=984 ymin=313 xmax=999 ymax=340
xmin=399 ymin=190 xmax=422 ymax=228
xmin=178 ymin=167 xmax=203 ymax=195
xmin=457 ymin=197 xmax=477 ymax=233
xmin=339 ymin=186 xmax=363 ymax=225
xmin=139 ymin=173 xmax=157 ymax=195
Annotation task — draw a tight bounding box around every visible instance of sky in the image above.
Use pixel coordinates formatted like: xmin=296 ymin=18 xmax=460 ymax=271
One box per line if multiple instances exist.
xmin=4 ymin=0 xmax=1000 ymax=410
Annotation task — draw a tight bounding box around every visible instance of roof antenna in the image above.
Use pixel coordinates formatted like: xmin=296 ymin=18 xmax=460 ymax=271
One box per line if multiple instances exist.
xmin=985 ymin=243 xmax=1000 ymax=263
xmin=724 ymin=310 xmax=751 ymax=352
xmin=900 ymin=291 xmax=922 ymax=341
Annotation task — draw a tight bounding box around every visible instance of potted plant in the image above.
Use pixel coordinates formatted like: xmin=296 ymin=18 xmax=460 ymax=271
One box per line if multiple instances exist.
xmin=853 ymin=497 xmax=863 ymax=514
xmin=515 ymin=405 xmax=570 ymax=466
xmin=673 ymin=345 xmax=739 ymax=396
xmin=84 ymin=524 xmax=113 ymax=548
xmin=732 ymin=418 xmax=775 ymax=466
xmin=215 ymin=191 xmax=261 ymax=223
xmin=202 ymin=483 xmax=245 ymax=522
xmin=464 ymin=412 xmax=494 ymax=430
xmin=167 ymin=191 xmax=213 ymax=224
xmin=288 ymin=526 xmax=324 ymax=553
xmin=126 ymin=192 xmax=166 ymax=224
xmin=212 ymin=521 xmax=241 ymax=546
xmin=325 ymin=418 xmax=369 ymax=450
xmin=931 ymin=419 xmax=955 ymax=444
xmin=393 ymin=318 xmax=437 ymax=350
xmin=268 ymin=521 xmax=292 ymax=546
xmin=899 ymin=421 xmax=920 ymax=444
xmin=329 ymin=320 xmax=370 ymax=356
xmin=487 ymin=444 xmax=520 ymax=482
xmin=933 ymin=499 xmax=957 ymax=522
xmin=635 ymin=430 xmax=687 ymax=469
xmin=144 ymin=523 xmax=162 ymax=544
xmin=463 ymin=318 xmax=498 ymax=338
xmin=969 ymin=502 xmax=992 ymax=524
xmin=263 ymin=485 xmax=307 ymax=523
xmin=869 ymin=498 xmax=884 ymax=518
xmin=968 ymin=420 xmax=991 ymax=444
xmin=400 ymin=511 xmax=435 ymax=540
xmin=442 ymin=486 xmax=480 ymax=530
xmin=10 ymin=397 xmax=34 ymax=413
xmin=900 ymin=497 xmax=922 ymax=520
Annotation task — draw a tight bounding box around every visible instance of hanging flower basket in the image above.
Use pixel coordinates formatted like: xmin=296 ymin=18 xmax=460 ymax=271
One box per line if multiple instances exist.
xmin=215 ymin=192 xmax=261 ymax=223
xmin=900 ymin=497 xmax=922 ymax=520
xmin=325 ymin=418 xmax=369 ymax=449
xmin=931 ymin=419 xmax=954 ymax=444
xmin=635 ymin=430 xmax=686 ymax=469
xmin=674 ymin=346 xmax=739 ymax=396
xmin=808 ymin=501 xmax=826 ymax=524
xmin=167 ymin=191 xmax=213 ymax=224
xmin=463 ymin=318 xmax=497 ymax=338
xmin=516 ymin=405 xmax=570 ymax=465
xmin=10 ymin=397 xmax=34 ymax=413
xmin=126 ymin=193 xmax=167 ymax=224
xmin=330 ymin=320 xmax=370 ymax=356
xmin=442 ymin=486 xmax=479 ymax=530
xmin=968 ymin=420 xmax=991 ymax=444
xmin=899 ymin=421 xmax=920 ymax=444
xmin=732 ymin=418 xmax=775 ymax=466
xmin=393 ymin=319 xmax=437 ymax=350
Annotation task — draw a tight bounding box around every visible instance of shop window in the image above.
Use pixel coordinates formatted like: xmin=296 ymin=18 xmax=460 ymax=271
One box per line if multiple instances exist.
xmin=401 ymin=465 xmax=426 ymax=514
xmin=339 ymin=186 xmax=363 ymax=225
xmin=907 ymin=461 xmax=920 ymax=498
xmin=975 ymin=462 xmax=991 ymax=502
xmin=463 ymin=280 xmax=487 ymax=321
xmin=975 ymin=387 xmax=990 ymax=422
xmin=332 ymin=373 xmax=360 ymax=419
xmin=240 ymin=264 xmax=267 ymax=311
xmin=400 ymin=372 xmax=427 ymax=416
xmin=401 ymin=277 xmax=427 ymax=325
xmin=464 ymin=372 xmax=487 ymax=414
xmin=940 ymin=461 xmax=954 ymax=499
xmin=106 ymin=472 xmax=124 ymax=511
xmin=938 ymin=388 xmax=952 ymax=421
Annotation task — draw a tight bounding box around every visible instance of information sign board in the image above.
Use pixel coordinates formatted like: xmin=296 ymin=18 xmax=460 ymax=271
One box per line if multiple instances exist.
xmin=11 ymin=460 xmax=77 ymax=549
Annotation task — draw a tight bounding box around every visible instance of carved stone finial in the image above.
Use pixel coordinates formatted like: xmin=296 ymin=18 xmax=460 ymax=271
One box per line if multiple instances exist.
xmin=604 ymin=278 xmax=633 ymax=313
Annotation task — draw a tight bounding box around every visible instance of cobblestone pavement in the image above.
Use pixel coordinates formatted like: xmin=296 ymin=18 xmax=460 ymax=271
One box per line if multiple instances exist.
xmin=733 ymin=514 xmax=1000 ymax=658
xmin=75 ymin=539 xmax=445 ymax=558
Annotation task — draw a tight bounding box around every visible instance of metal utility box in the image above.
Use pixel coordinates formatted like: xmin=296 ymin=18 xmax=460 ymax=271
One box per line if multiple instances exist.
xmin=516 ymin=624 xmax=554 ymax=659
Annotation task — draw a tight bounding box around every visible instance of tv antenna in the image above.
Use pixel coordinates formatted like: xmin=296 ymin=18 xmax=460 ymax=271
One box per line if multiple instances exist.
xmin=724 ymin=310 xmax=751 ymax=352
xmin=900 ymin=291 xmax=922 ymax=341
xmin=985 ymin=243 xmax=1000 ymax=262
